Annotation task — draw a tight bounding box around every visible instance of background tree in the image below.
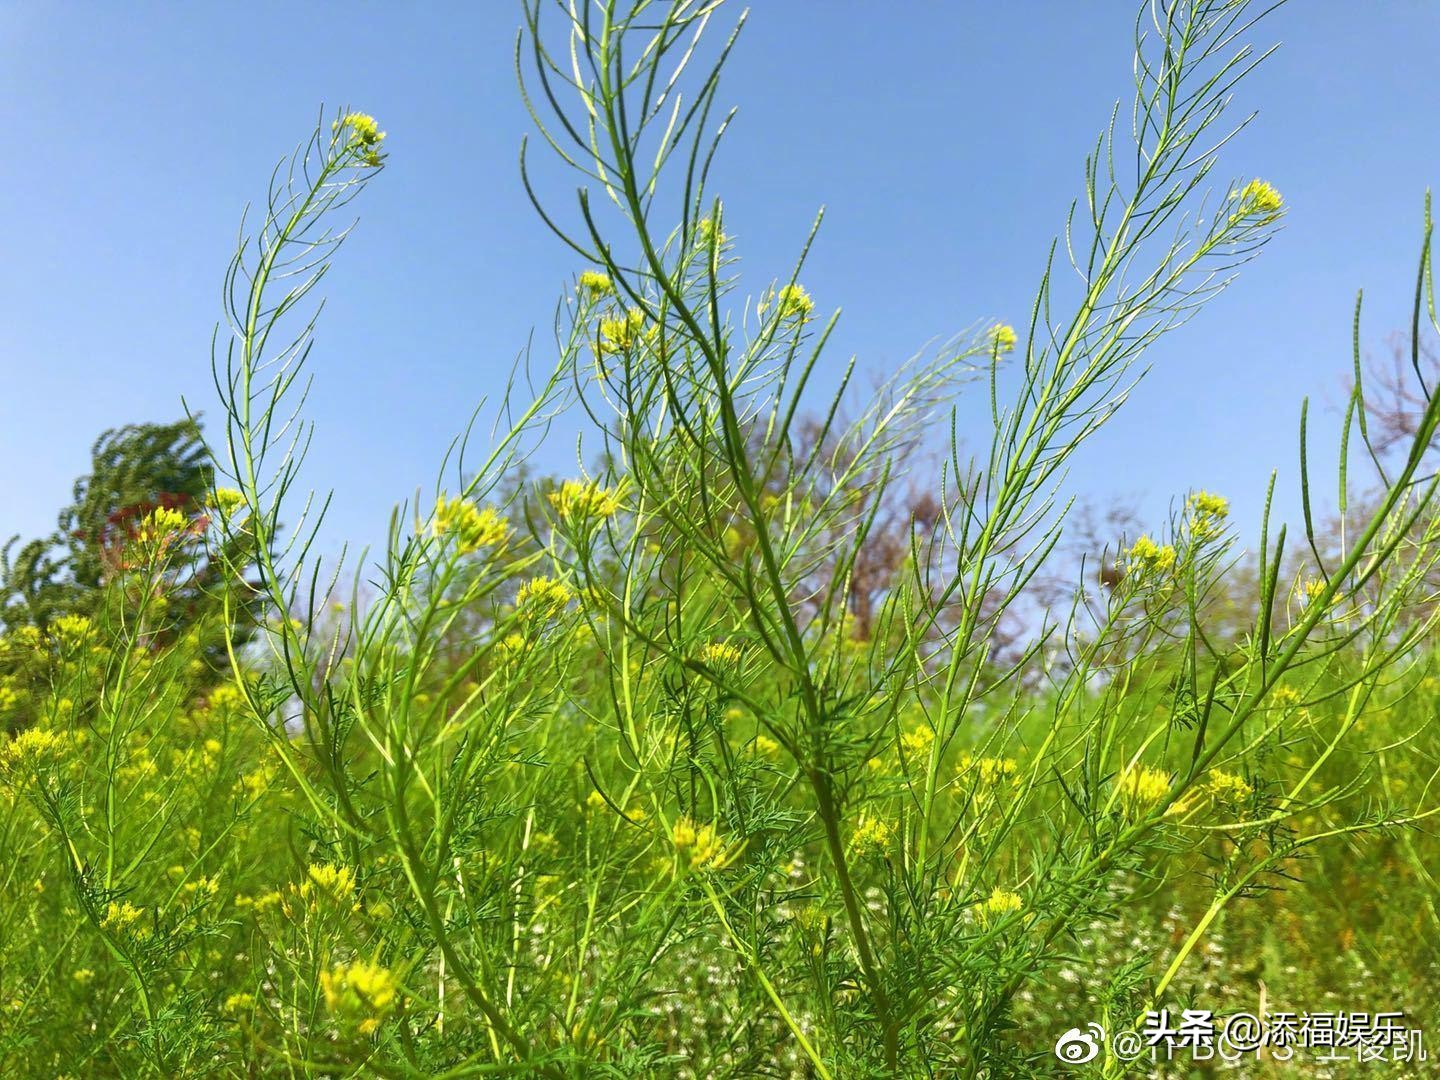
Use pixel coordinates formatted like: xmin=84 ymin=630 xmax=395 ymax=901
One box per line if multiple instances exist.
xmin=1 ymin=417 xmax=262 ymax=708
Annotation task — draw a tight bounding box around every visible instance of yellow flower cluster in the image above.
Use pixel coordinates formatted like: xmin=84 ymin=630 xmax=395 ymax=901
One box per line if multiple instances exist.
xmin=1238 ymin=178 xmax=1283 ymax=217
xmin=432 ymin=495 xmax=509 ymax=555
xmin=497 ymin=632 xmax=528 ymax=660
xmin=547 ymin=480 xmax=620 ymax=522
xmin=181 ymin=875 xmax=221 ymax=900
xmin=1204 ymin=769 xmax=1252 ymax=805
xmin=699 ymin=640 xmax=742 ymax=668
xmin=751 ymin=734 xmax=780 ymax=757
xmin=1116 ymin=764 xmax=1170 ymax=808
xmin=51 ymin=614 xmax=97 ymax=646
xmin=1127 ymin=534 xmax=1177 ymax=575
xmin=1 ymin=726 xmax=66 ymax=775
xmin=598 ymin=308 xmax=646 ymax=353
xmin=1187 ymin=490 xmax=1229 ymax=538
xmin=238 ymin=765 xmax=273 ymax=801
xmin=1270 ymin=685 xmax=1303 ymax=708
xmin=988 ymin=323 xmax=1018 ymax=354
xmin=333 ymin=112 xmax=386 ymax=166
xmin=516 ymin=576 xmax=573 ymax=619
xmin=2 ymin=627 xmax=42 ymax=658
xmin=320 ymin=959 xmax=397 ymax=1037
xmin=848 ymin=812 xmax=893 ymax=857
xmin=209 ymin=487 xmax=246 ymax=516
xmin=336 ymin=112 xmax=383 ymax=145
xmin=134 ymin=506 xmax=189 ymax=547
xmin=1296 ymin=577 xmax=1327 ymax=606
xmin=577 ymin=269 xmax=614 ymax=297
xmin=900 ymin=724 xmax=934 ymax=758
xmin=766 ymin=283 xmax=814 ymax=322
xmin=100 ymin=900 xmax=147 ymax=937
xmin=671 ymin=816 xmax=729 ymax=870
xmin=793 ymin=904 xmax=827 ymax=935
xmin=235 ymin=890 xmax=283 ymax=915
xmin=208 ymin=684 xmax=246 ymax=713
xmin=1188 ymin=490 xmax=1228 ymax=520
xmin=300 ymin=863 xmax=358 ymax=905
xmin=697 ymin=216 xmax=727 ymax=248
xmin=980 ymin=887 xmax=1023 ymax=922
xmin=957 ymin=753 xmax=1019 ymax=785
xmin=117 ymin=750 xmax=158 ymax=785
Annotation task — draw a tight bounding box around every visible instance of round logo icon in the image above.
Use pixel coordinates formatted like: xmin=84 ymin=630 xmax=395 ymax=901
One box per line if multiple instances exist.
xmin=1054 ymin=1023 xmax=1104 ymax=1064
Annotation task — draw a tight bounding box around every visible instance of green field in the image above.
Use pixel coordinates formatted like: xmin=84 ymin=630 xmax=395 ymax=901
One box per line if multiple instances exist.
xmin=3 ymin=1 xmax=1438 ymax=1076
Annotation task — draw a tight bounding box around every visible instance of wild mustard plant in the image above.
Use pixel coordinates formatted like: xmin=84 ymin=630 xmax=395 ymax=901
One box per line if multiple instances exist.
xmin=5 ymin=2 xmax=1440 ymax=1077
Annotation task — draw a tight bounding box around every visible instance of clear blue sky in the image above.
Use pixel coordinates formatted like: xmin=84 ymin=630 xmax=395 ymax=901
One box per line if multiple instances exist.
xmin=3 ymin=2 xmax=1437 ymax=568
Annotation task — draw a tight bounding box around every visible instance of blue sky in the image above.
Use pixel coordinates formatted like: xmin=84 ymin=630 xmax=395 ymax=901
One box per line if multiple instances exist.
xmin=3 ymin=2 xmax=1438 ymax=570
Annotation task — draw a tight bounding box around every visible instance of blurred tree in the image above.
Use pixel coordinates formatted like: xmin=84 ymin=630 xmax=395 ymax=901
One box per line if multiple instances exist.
xmin=1 ymin=417 xmax=261 ymax=667
xmin=1359 ymin=333 xmax=1439 ymax=459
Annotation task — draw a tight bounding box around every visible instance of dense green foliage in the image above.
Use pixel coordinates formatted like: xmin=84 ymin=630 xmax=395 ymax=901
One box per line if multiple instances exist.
xmin=3 ymin=2 xmax=1439 ymax=1077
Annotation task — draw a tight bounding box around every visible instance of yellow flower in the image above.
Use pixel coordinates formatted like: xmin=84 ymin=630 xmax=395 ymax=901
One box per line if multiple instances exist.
xmin=1270 ymin=685 xmax=1302 ymax=708
xmin=300 ymin=863 xmax=358 ymax=906
xmin=335 ymin=112 xmax=383 ymax=144
xmin=1237 ymin=178 xmax=1283 ymax=217
xmin=433 ymin=495 xmax=510 ymax=554
xmin=765 ymin=283 xmax=814 ymax=322
xmin=208 ymin=683 xmax=245 ymax=712
xmin=516 ymin=577 xmax=573 ymax=620
xmin=321 ymin=959 xmax=397 ymax=1036
xmin=1204 ymin=769 xmax=1253 ymax=805
xmin=980 ymin=887 xmax=1023 ymax=922
xmin=334 ymin=112 xmax=386 ymax=164
xmin=698 ymin=640 xmax=742 ymax=668
xmin=577 ymin=270 xmax=614 ymax=297
xmin=100 ymin=900 xmax=146 ymax=934
xmin=72 ymin=969 xmax=95 ymax=985
xmin=182 ymin=875 xmax=221 ymax=899
xmin=1187 ymin=490 xmax=1229 ymax=538
xmin=1297 ymin=577 xmax=1327 ymax=605
xmin=1116 ymin=764 xmax=1170 ymax=809
xmin=239 ymin=766 xmax=273 ymax=801
xmin=956 ymin=753 xmax=1019 ymax=787
xmin=1188 ymin=490 xmax=1228 ymax=520
xmin=597 ymin=308 xmax=646 ymax=353
xmin=209 ymin=487 xmax=246 ymax=516
xmin=51 ymin=614 xmax=97 ymax=646
xmin=1 ymin=726 xmax=66 ymax=775
xmin=118 ymin=751 xmax=158 ymax=784
xmin=223 ymin=992 xmax=255 ymax=1015
xmin=236 ymin=890 xmax=282 ymax=915
xmin=547 ymin=480 xmax=620 ymax=522
xmin=900 ymin=725 xmax=934 ymax=758
xmin=5 ymin=626 xmax=42 ymax=653
xmin=988 ymin=323 xmax=1018 ymax=354
xmin=134 ymin=506 xmax=189 ymax=546
xmin=848 ymin=812 xmax=893 ymax=857
xmin=751 ymin=735 xmax=780 ymax=757
xmin=696 ymin=216 xmax=727 ymax=248
xmin=671 ymin=816 xmax=729 ymax=870
xmin=1127 ymin=534 xmax=1177 ymax=575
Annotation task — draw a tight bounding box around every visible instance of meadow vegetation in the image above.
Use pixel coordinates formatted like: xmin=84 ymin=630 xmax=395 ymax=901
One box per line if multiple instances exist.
xmin=3 ymin=1 xmax=1439 ymax=1076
